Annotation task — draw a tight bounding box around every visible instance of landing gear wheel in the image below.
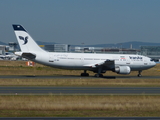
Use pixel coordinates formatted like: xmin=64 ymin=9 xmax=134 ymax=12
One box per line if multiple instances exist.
xmin=81 ymin=73 xmax=89 ymax=77
xmin=95 ymin=74 xmax=99 ymax=77
xmin=137 ymin=70 xmax=142 ymax=77
xmin=94 ymin=67 xmax=104 ymax=77
xmin=95 ymin=74 xmax=103 ymax=77
xmin=100 ymin=74 xmax=103 ymax=77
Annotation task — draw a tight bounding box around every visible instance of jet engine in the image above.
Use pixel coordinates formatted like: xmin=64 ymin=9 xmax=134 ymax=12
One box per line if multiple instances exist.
xmin=114 ymin=66 xmax=131 ymax=74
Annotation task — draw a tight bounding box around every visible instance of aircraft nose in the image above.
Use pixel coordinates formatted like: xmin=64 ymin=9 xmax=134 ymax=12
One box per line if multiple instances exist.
xmin=152 ymin=61 xmax=156 ymax=66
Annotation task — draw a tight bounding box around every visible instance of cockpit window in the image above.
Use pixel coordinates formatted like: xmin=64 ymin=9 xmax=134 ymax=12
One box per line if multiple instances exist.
xmin=150 ymin=59 xmax=154 ymax=62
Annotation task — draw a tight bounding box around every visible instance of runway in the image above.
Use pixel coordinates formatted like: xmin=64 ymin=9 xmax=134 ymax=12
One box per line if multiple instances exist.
xmin=0 ymin=75 xmax=160 ymax=79
xmin=0 ymin=87 xmax=160 ymax=95
xmin=0 ymin=75 xmax=160 ymax=95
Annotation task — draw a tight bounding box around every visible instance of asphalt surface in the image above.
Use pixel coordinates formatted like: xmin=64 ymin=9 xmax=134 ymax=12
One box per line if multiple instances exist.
xmin=0 ymin=75 xmax=160 ymax=79
xmin=0 ymin=75 xmax=160 ymax=95
xmin=0 ymin=86 xmax=160 ymax=95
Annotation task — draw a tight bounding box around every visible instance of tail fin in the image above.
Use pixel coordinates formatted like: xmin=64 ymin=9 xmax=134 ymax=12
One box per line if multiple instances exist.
xmin=12 ymin=24 xmax=45 ymax=52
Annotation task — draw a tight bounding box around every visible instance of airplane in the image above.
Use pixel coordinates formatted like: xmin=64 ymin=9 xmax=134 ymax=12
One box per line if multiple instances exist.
xmin=12 ymin=24 xmax=156 ymax=77
xmin=0 ymin=54 xmax=6 ymax=60
xmin=5 ymin=52 xmax=19 ymax=60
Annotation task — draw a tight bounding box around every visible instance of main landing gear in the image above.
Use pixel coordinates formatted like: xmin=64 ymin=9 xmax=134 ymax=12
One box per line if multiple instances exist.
xmin=137 ymin=70 xmax=142 ymax=77
xmin=81 ymin=70 xmax=89 ymax=76
xmin=94 ymin=73 xmax=103 ymax=77
xmin=94 ymin=67 xmax=104 ymax=77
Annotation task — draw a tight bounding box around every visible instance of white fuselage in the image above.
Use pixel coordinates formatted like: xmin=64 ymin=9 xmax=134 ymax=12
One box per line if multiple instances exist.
xmin=12 ymin=24 xmax=156 ymax=76
xmin=34 ymin=52 xmax=156 ymax=71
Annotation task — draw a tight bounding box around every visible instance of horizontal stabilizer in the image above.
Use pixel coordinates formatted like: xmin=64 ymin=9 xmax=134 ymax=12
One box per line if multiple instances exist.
xmin=22 ymin=53 xmax=36 ymax=59
xmin=15 ymin=52 xmax=36 ymax=59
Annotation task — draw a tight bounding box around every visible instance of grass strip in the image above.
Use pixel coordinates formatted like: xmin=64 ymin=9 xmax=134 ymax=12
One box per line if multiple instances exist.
xmin=1 ymin=78 xmax=160 ymax=87
xmin=0 ymin=95 xmax=160 ymax=117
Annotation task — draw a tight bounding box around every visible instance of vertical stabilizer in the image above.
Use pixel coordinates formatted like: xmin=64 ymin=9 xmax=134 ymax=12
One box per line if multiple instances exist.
xmin=12 ymin=24 xmax=45 ymax=52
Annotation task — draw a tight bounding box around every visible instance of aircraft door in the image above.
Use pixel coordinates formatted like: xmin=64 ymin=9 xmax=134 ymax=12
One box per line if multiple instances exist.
xmin=81 ymin=56 xmax=84 ymax=64
xmin=144 ymin=59 xmax=148 ymax=65
xmin=126 ymin=59 xmax=131 ymax=65
xmin=49 ymin=54 xmax=54 ymax=62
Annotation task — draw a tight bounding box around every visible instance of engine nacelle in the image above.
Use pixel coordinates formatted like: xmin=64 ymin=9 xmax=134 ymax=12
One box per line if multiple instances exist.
xmin=115 ymin=66 xmax=131 ymax=74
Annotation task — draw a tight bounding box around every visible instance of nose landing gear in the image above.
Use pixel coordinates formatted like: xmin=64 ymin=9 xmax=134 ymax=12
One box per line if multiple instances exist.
xmin=138 ymin=70 xmax=142 ymax=77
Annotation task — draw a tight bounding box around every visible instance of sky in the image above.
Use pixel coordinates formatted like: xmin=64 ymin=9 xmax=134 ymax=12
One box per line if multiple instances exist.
xmin=0 ymin=0 xmax=160 ymax=45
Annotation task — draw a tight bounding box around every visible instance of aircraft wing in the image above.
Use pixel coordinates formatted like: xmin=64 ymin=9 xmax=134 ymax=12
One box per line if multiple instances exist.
xmin=84 ymin=59 xmax=115 ymax=70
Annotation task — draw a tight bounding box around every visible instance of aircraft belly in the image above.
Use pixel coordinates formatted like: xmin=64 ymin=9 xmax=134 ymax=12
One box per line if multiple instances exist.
xmin=129 ymin=65 xmax=152 ymax=71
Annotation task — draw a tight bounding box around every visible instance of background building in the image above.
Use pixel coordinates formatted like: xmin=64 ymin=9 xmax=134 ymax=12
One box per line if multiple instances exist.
xmin=0 ymin=45 xmax=6 ymax=55
xmin=141 ymin=46 xmax=160 ymax=60
xmin=8 ymin=42 xmax=19 ymax=52
xmin=44 ymin=44 xmax=70 ymax=52
xmin=74 ymin=46 xmax=140 ymax=54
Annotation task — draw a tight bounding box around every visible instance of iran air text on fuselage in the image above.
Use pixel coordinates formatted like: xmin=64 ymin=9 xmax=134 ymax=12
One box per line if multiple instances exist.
xmin=129 ymin=56 xmax=143 ymax=60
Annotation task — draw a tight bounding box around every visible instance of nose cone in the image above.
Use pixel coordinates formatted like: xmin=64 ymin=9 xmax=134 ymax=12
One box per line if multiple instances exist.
xmin=151 ymin=61 xmax=156 ymax=67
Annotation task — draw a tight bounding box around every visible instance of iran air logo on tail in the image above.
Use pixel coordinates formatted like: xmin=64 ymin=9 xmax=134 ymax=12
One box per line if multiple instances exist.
xmin=19 ymin=36 xmax=28 ymax=45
